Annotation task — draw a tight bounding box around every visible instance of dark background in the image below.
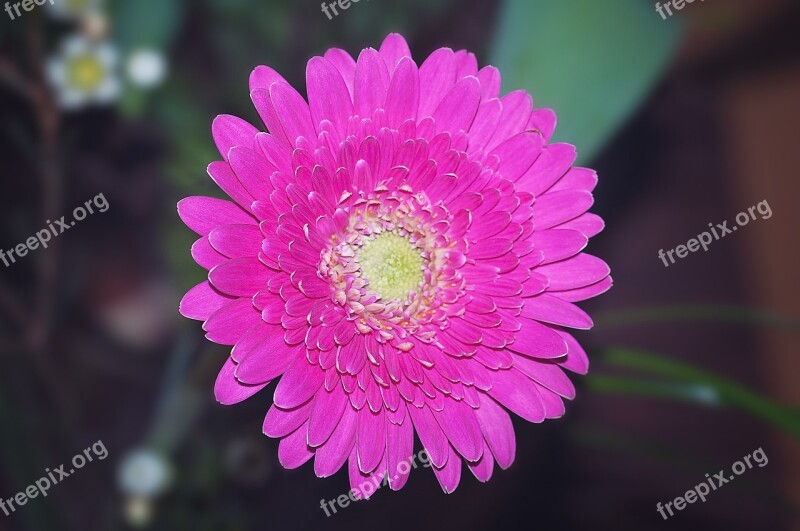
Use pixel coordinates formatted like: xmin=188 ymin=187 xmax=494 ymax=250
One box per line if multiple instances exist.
xmin=0 ymin=0 xmax=799 ymax=530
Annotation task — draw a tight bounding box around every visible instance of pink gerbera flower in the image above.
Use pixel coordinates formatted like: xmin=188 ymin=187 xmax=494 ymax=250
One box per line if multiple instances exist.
xmin=178 ymin=34 xmax=611 ymax=495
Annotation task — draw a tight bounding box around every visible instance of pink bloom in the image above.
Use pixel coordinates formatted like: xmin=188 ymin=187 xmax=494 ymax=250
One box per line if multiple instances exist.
xmin=178 ymin=34 xmax=611 ymax=495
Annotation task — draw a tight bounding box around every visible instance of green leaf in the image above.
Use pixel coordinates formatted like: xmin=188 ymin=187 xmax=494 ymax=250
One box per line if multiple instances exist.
xmin=111 ymin=0 xmax=183 ymax=50
xmin=591 ymin=348 xmax=800 ymax=438
xmin=489 ymin=0 xmax=680 ymax=162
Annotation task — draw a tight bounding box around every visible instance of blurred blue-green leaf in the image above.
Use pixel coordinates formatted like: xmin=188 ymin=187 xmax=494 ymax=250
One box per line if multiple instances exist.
xmin=112 ymin=0 xmax=183 ymax=50
xmin=490 ymin=0 xmax=681 ymax=162
xmin=591 ymin=348 xmax=800 ymax=438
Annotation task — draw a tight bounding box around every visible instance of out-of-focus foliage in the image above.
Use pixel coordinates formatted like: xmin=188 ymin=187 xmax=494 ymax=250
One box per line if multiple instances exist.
xmin=590 ymin=347 xmax=800 ymax=438
xmin=490 ymin=0 xmax=680 ymax=163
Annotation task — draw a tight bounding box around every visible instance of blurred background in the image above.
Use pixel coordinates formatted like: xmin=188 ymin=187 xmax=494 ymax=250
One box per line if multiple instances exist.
xmin=0 ymin=0 xmax=799 ymax=529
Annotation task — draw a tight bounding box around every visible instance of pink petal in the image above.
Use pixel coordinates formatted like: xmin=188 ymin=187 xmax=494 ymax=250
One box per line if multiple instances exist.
xmin=475 ymin=394 xmax=516 ymax=469
xmin=432 ymin=445 xmax=461 ymax=494
xmin=476 ymin=66 xmax=500 ymax=99
xmin=231 ymin=320 xmax=277 ymax=362
xmin=208 ymin=257 xmax=271 ymax=297
xmin=432 ymin=399 xmax=483 ymax=462
xmin=512 ymin=356 xmax=576 ymax=399
xmin=469 ymin=238 xmax=513 ymax=260
xmin=208 ymin=224 xmax=262 ymax=259
xmin=273 ymin=359 xmax=325 ymax=409
xmin=269 ymin=81 xmax=317 ymax=145
xmin=557 ymin=212 xmax=605 ymax=237
xmin=467 ymin=441 xmax=495 ymax=482
xmin=234 ymin=332 xmax=297 ymax=385
xmin=191 ymin=236 xmax=226 ymax=270
xmin=527 ymin=107 xmax=557 ymax=141
xmin=454 ymin=50 xmax=478 ymax=78
xmin=521 ymin=293 xmax=593 ymax=330
xmin=278 ymin=423 xmax=314 ymax=469
xmin=256 ymin=132 xmax=293 ymax=174
xmin=323 ymin=48 xmax=356 ymax=96
xmin=306 ymin=56 xmax=352 ymax=138
xmin=251 ymin=88 xmax=290 ymax=148
xmin=179 ymin=281 xmax=233 ymax=321
xmin=228 ymin=146 xmax=276 ymax=200
xmin=485 ymin=90 xmax=532 ymax=152
xmin=177 ymin=196 xmax=255 ymax=236
xmin=549 ymin=167 xmax=598 ymax=193
xmin=537 ymin=253 xmax=610 ymax=291
xmin=433 ymin=76 xmax=481 ymax=134
xmin=556 ymin=331 xmax=590 ymax=374
xmin=249 ymin=64 xmax=288 ymax=92
xmin=207 ymin=161 xmax=254 ymax=211
xmin=202 ymin=298 xmax=260 ymax=345
xmin=385 ymin=57 xmax=419 ymax=128
xmin=555 ymin=276 xmax=613 ymax=302
xmin=211 ymin=114 xmax=258 ymax=161
xmin=348 ymin=447 xmax=387 ymax=500
xmin=314 ymin=405 xmax=357 ymax=477
xmin=354 ymin=48 xmax=390 ymax=118
xmin=532 ymin=229 xmax=588 ymax=264
xmin=418 ymin=48 xmax=457 ymax=118
xmin=468 ymin=98 xmax=502 ymax=152
xmin=263 ymin=400 xmax=313 ymax=438
xmin=357 ymin=407 xmax=386 ymax=474
xmin=407 ymin=405 xmax=449 ymax=468
xmin=308 ymin=387 xmax=348 ymax=447
xmin=467 ymin=294 xmax=496 ymax=314
xmin=487 ymin=368 xmax=545 ymax=423
xmin=379 ymin=33 xmax=412 ymax=74
xmin=508 ymin=319 xmax=568 ymax=358
xmin=214 ymin=357 xmax=267 ymax=405
xmin=491 ymin=132 xmax=545 ymax=182
xmin=518 ymin=143 xmax=577 ymax=195
xmin=538 ymin=384 xmax=566 ymax=419
xmin=533 ymin=190 xmax=594 ymax=230
xmin=386 ymin=414 xmax=414 ymax=490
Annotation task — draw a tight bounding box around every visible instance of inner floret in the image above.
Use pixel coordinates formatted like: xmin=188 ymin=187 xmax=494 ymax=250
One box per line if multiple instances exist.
xmin=357 ymin=232 xmax=424 ymax=302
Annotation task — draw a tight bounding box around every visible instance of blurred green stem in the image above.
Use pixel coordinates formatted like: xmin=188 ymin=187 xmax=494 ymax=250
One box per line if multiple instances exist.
xmin=589 ymin=348 xmax=800 ymax=439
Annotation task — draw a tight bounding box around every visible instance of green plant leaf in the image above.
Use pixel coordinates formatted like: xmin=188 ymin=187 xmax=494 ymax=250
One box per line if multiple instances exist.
xmin=111 ymin=0 xmax=183 ymax=50
xmin=489 ymin=0 xmax=681 ymax=162
xmin=591 ymin=348 xmax=800 ymax=438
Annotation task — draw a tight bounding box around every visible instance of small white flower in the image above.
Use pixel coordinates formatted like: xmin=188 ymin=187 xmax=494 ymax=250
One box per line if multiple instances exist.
xmin=46 ymin=35 xmax=120 ymax=110
xmin=117 ymin=449 xmax=172 ymax=498
xmin=125 ymin=48 xmax=167 ymax=89
xmin=46 ymin=0 xmax=104 ymax=20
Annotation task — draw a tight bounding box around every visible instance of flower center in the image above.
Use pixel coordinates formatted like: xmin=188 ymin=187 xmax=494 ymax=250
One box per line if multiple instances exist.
xmin=65 ymin=54 xmax=105 ymax=91
xmin=357 ymin=232 xmax=423 ymax=302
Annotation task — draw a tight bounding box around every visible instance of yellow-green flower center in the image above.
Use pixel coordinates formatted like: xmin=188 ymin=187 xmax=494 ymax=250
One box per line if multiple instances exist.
xmin=358 ymin=232 xmax=424 ymax=301
xmin=66 ymin=0 xmax=92 ymax=11
xmin=65 ymin=54 xmax=105 ymax=91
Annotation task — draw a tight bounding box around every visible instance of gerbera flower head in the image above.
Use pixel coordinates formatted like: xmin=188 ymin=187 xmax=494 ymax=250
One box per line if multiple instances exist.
xmin=178 ymin=34 xmax=611 ymax=495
